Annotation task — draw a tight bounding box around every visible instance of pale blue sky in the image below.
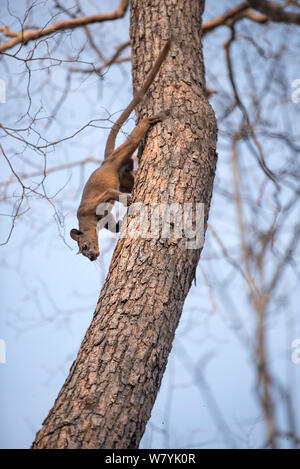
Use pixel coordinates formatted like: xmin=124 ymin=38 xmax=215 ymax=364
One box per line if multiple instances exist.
xmin=0 ymin=0 xmax=299 ymax=449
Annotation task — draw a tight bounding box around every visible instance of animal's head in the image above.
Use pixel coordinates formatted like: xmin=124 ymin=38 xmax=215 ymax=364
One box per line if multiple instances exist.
xmin=70 ymin=228 xmax=99 ymax=261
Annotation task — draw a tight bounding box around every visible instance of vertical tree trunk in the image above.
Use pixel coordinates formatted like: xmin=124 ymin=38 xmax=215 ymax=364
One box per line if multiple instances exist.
xmin=32 ymin=0 xmax=217 ymax=449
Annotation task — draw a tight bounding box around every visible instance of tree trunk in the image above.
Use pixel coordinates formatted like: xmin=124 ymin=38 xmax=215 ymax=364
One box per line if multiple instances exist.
xmin=32 ymin=0 xmax=217 ymax=449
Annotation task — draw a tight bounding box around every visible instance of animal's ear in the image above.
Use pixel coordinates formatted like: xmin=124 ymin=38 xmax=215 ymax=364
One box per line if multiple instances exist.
xmin=70 ymin=228 xmax=83 ymax=241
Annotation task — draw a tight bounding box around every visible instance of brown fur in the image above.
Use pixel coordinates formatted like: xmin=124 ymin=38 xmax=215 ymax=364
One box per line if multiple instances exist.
xmin=70 ymin=39 xmax=171 ymax=261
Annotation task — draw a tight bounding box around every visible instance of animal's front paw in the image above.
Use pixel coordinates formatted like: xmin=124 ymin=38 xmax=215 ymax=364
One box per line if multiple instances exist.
xmin=126 ymin=195 xmax=133 ymax=206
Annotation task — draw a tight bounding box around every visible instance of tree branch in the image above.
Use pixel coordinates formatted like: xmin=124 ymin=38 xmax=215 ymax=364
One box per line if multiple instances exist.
xmin=202 ymin=2 xmax=249 ymax=33
xmin=202 ymin=2 xmax=268 ymax=35
xmin=0 ymin=0 xmax=129 ymax=53
xmin=247 ymin=0 xmax=300 ymax=24
xmin=70 ymin=40 xmax=131 ymax=73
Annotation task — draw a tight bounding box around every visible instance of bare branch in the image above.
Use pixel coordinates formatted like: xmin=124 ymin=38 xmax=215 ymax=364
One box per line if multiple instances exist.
xmin=0 ymin=0 xmax=129 ymax=53
xmin=202 ymin=2 xmax=268 ymax=35
xmin=247 ymin=0 xmax=300 ymax=24
xmin=70 ymin=40 xmax=131 ymax=74
xmin=0 ymin=157 xmax=102 ymax=190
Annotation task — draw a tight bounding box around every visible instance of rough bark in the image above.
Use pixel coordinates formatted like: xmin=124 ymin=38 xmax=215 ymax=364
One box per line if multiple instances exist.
xmin=32 ymin=0 xmax=217 ymax=449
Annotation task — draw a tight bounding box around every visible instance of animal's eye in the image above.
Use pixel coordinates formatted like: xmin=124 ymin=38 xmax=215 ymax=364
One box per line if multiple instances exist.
xmin=82 ymin=245 xmax=88 ymax=251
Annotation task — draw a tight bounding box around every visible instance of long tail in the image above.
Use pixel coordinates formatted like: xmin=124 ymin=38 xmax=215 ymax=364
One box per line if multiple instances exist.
xmin=104 ymin=38 xmax=171 ymax=160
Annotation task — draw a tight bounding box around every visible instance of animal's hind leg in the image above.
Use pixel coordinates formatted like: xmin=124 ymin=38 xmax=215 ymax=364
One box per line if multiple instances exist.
xmin=110 ymin=114 xmax=166 ymax=170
